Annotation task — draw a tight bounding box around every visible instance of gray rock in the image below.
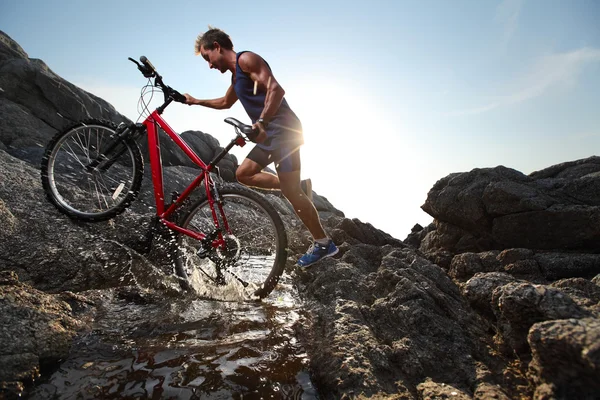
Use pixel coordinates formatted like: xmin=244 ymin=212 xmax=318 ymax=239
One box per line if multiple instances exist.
xmin=528 ymin=318 xmax=600 ymax=399
xmin=492 ymin=282 xmax=590 ymax=354
xmin=417 ymin=378 xmax=472 ymax=399
xmin=530 ymin=156 xmax=600 ymax=180
xmin=0 ymin=149 xmax=181 ymax=293
xmin=421 ymin=160 xmax=600 ymax=253
xmin=422 ymin=166 xmax=529 ymax=234
xmin=535 ymin=252 xmax=600 ymax=280
xmin=0 ymin=32 xmax=129 ymax=162
xmin=463 ymin=272 xmax=516 ymax=318
xmin=492 ymin=205 xmax=600 ymax=250
xmin=403 ymin=222 xmax=435 ymax=249
xmin=296 ymin=246 xmax=492 ymax=398
xmin=0 ymin=272 xmax=84 ymax=395
xmin=449 ymin=251 xmax=501 ymax=281
xmin=550 ymin=277 xmax=600 ymax=310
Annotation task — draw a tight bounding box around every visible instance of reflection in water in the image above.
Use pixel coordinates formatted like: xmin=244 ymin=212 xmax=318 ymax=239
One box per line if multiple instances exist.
xmin=30 ymin=276 xmax=317 ymax=399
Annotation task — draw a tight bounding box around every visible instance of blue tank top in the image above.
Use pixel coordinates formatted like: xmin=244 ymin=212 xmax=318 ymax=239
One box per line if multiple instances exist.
xmin=234 ymin=51 xmax=303 ymax=150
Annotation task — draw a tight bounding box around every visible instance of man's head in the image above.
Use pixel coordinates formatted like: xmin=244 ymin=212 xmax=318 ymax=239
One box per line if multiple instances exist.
xmin=194 ymin=27 xmax=233 ymax=54
xmin=195 ymin=27 xmax=234 ymax=73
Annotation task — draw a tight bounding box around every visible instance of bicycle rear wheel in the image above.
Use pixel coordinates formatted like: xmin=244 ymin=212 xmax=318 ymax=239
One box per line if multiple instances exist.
xmin=41 ymin=119 xmax=143 ymax=221
xmin=175 ymin=184 xmax=288 ymax=299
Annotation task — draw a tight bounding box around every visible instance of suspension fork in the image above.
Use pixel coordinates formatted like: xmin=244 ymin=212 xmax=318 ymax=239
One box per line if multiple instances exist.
xmin=208 ymin=176 xmax=233 ymax=237
xmin=85 ymin=122 xmax=141 ymax=171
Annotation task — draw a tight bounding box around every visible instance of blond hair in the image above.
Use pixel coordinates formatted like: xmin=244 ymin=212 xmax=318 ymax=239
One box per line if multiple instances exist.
xmin=194 ymin=26 xmax=233 ymax=55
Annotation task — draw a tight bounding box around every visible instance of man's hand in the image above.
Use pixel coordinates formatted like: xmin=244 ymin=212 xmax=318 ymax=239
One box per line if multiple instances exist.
xmin=251 ymin=122 xmax=268 ymax=143
xmin=183 ymin=93 xmax=196 ymax=105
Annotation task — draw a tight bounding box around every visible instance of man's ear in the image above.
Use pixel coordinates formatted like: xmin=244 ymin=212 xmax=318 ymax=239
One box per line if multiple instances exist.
xmin=213 ymin=42 xmax=221 ymax=52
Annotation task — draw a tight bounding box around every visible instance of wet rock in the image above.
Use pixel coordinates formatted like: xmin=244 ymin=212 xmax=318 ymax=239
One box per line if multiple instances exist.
xmin=491 ymin=282 xmax=590 ymax=354
xmin=528 ymin=318 xmax=600 ymax=399
xmin=0 ymin=149 xmax=182 ymax=294
xmin=0 ymin=272 xmax=86 ymax=396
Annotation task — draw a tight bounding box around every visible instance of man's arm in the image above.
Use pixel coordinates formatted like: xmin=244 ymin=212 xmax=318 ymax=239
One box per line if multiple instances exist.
xmin=238 ymin=52 xmax=285 ymax=124
xmin=184 ymin=84 xmax=238 ymax=109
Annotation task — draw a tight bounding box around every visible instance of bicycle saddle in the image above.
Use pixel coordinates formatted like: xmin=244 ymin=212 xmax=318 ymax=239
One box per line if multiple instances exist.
xmin=224 ymin=117 xmax=253 ymax=135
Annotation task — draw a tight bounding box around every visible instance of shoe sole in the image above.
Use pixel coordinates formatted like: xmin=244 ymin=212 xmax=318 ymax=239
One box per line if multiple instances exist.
xmin=296 ymin=247 xmax=340 ymax=269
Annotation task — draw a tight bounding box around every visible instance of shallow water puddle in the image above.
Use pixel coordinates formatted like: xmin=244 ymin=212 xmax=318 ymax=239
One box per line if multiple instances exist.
xmin=30 ymin=275 xmax=317 ymax=399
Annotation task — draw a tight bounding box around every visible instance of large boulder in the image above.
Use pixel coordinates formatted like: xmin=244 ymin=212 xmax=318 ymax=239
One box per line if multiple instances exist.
xmin=420 ymin=160 xmax=600 ymax=254
xmin=0 ymin=31 xmax=128 ymax=160
xmin=0 ymin=148 xmax=181 ymax=293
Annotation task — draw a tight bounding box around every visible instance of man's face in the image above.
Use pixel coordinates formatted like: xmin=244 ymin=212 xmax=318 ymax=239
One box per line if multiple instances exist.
xmin=200 ymin=44 xmax=226 ymax=73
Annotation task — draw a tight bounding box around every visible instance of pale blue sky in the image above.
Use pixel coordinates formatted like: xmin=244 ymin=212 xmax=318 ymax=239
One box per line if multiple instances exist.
xmin=2 ymin=0 xmax=599 ymax=239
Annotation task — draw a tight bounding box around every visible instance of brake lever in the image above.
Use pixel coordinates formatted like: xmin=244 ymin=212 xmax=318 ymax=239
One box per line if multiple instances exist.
xmin=128 ymin=57 xmax=155 ymax=78
xmin=128 ymin=57 xmax=141 ymax=67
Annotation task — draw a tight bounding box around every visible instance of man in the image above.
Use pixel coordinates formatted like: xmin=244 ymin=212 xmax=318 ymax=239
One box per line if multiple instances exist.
xmin=183 ymin=27 xmax=338 ymax=268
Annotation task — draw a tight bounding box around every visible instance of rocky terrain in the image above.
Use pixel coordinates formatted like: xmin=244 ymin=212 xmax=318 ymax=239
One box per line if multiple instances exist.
xmin=1 ymin=30 xmax=599 ymax=399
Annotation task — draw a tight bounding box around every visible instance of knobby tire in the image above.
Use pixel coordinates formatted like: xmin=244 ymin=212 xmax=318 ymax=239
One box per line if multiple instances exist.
xmin=40 ymin=119 xmax=143 ymax=221
xmin=175 ymin=184 xmax=288 ymax=299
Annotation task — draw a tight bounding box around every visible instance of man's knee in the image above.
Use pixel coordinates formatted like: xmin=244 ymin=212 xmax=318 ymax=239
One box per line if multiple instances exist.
xmin=236 ymin=165 xmax=253 ymax=185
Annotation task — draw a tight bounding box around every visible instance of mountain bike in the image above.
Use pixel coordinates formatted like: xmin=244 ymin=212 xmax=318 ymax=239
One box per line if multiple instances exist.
xmin=40 ymin=56 xmax=288 ymax=299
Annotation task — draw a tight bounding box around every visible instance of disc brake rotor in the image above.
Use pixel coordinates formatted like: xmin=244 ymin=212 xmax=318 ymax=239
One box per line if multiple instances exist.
xmin=215 ymin=234 xmax=241 ymax=263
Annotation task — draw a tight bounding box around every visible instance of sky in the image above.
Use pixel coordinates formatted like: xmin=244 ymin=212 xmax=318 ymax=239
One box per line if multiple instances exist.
xmin=1 ymin=0 xmax=599 ymax=239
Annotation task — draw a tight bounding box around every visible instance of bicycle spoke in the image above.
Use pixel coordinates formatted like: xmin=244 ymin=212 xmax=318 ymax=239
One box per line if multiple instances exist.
xmin=73 ymin=131 xmax=91 ymax=164
xmin=42 ymin=121 xmax=141 ymax=219
xmin=175 ymin=188 xmax=286 ymax=299
xmin=62 ymin=141 xmax=88 ymax=169
xmin=230 ymin=223 xmax=272 ymax=240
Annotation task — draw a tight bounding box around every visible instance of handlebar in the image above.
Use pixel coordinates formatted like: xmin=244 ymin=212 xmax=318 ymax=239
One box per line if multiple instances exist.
xmin=128 ymin=56 xmax=186 ymax=103
xmin=129 ymin=55 xmax=260 ymax=142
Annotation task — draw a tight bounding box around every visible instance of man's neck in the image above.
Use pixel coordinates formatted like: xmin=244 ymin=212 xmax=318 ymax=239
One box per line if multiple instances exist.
xmin=224 ymin=49 xmax=237 ymax=74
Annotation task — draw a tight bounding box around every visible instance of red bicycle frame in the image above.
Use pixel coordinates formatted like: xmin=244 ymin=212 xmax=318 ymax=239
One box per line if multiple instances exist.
xmin=142 ymin=110 xmax=235 ymax=246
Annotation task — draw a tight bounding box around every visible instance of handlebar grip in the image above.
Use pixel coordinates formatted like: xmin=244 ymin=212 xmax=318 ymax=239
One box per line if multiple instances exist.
xmin=139 ymin=56 xmax=155 ymax=71
xmin=138 ymin=56 xmax=157 ymax=78
xmin=170 ymin=89 xmax=187 ymax=103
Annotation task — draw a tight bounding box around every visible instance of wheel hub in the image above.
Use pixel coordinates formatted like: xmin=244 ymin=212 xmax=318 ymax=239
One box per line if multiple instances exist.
xmin=216 ymin=234 xmax=241 ymax=262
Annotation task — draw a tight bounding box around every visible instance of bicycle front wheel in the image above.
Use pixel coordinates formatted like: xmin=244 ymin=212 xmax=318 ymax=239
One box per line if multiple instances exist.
xmin=41 ymin=119 xmax=143 ymax=221
xmin=175 ymin=184 xmax=288 ymax=300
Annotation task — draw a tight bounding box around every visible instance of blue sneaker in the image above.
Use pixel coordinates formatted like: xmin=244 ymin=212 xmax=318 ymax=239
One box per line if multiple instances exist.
xmin=297 ymin=240 xmax=339 ymax=268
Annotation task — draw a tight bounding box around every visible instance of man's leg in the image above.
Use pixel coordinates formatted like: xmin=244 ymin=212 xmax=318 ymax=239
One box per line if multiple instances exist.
xmin=236 ymin=152 xmax=279 ymax=189
xmin=236 ymin=146 xmax=312 ymax=196
xmin=278 ymin=169 xmax=327 ymax=240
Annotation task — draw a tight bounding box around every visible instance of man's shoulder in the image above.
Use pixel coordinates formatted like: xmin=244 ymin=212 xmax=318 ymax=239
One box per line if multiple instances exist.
xmin=237 ymin=51 xmax=259 ymax=62
xmin=237 ymin=51 xmax=265 ymax=68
